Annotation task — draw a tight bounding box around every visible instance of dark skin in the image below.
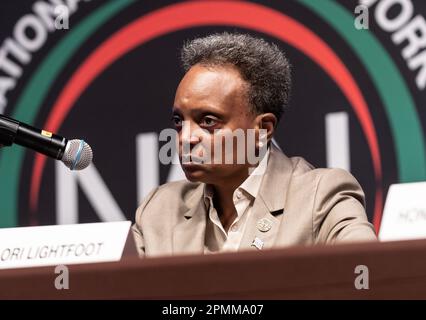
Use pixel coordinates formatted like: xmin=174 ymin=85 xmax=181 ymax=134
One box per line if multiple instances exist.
xmin=173 ymin=64 xmax=277 ymax=232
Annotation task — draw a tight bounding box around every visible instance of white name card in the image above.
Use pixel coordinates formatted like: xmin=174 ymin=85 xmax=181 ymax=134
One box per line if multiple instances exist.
xmin=0 ymin=221 xmax=131 ymax=269
xmin=379 ymin=181 xmax=426 ymax=241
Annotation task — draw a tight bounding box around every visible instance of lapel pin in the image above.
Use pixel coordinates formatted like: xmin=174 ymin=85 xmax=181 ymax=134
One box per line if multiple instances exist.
xmin=257 ymin=218 xmax=272 ymax=232
xmin=251 ymin=237 xmax=264 ymax=250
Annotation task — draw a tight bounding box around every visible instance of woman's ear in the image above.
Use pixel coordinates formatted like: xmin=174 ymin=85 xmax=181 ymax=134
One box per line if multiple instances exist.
xmin=255 ymin=113 xmax=277 ymax=147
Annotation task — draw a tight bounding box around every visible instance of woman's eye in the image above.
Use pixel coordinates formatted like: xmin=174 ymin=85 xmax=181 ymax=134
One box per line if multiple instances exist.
xmin=201 ymin=117 xmax=218 ymax=127
xmin=172 ymin=116 xmax=182 ymax=127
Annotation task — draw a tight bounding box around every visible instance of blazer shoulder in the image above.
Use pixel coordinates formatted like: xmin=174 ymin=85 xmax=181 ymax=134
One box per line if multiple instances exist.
xmin=313 ymin=167 xmax=363 ymax=189
xmin=135 ymin=180 xmax=202 ymax=224
xmin=308 ymin=168 xmax=376 ymax=243
xmin=139 ymin=179 xmax=202 ymax=208
xmin=288 ymin=156 xmax=360 ymax=188
xmin=156 ymin=179 xmax=201 ymax=194
xmin=288 ymin=156 xmax=316 ymax=175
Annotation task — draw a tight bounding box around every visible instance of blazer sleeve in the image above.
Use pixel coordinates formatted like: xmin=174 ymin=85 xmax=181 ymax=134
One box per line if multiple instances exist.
xmin=313 ymin=168 xmax=377 ymax=244
xmin=132 ymin=187 xmax=159 ymax=257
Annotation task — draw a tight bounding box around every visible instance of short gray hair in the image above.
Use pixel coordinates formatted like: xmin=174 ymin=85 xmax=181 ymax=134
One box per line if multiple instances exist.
xmin=180 ymin=32 xmax=292 ymax=121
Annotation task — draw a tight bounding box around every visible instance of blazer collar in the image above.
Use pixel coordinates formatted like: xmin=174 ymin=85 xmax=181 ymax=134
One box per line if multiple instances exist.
xmin=258 ymin=144 xmax=294 ymax=213
xmin=239 ymin=145 xmax=295 ymax=250
xmin=173 ymin=183 xmax=206 ymax=254
xmin=183 ymin=183 xmax=204 ymax=218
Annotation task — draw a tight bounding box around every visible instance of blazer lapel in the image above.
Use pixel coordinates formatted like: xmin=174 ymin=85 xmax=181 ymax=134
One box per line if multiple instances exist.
xmin=240 ymin=145 xmax=295 ymax=250
xmin=172 ymin=185 xmax=207 ymax=255
xmin=239 ymin=197 xmax=280 ymax=250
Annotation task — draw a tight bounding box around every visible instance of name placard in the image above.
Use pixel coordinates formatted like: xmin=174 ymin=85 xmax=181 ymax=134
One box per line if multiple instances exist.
xmin=0 ymin=221 xmax=131 ymax=269
xmin=379 ymin=182 xmax=426 ymax=241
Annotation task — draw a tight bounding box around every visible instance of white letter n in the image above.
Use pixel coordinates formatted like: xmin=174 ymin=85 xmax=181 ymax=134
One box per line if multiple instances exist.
xmin=55 ymin=162 xmax=126 ymax=224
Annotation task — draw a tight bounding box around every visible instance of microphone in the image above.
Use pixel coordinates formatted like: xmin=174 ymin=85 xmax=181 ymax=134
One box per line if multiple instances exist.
xmin=0 ymin=114 xmax=93 ymax=170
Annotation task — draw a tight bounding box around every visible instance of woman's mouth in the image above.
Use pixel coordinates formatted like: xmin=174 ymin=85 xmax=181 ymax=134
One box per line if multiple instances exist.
xmin=181 ymin=154 xmax=207 ymax=165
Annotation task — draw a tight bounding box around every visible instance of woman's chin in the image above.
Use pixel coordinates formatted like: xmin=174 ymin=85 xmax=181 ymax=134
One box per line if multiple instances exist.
xmin=184 ymin=170 xmax=206 ymax=182
xmin=182 ymin=165 xmax=209 ymax=182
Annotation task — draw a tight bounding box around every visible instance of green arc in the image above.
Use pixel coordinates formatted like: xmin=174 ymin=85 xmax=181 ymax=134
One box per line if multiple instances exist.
xmin=0 ymin=0 xmax=424 ymax=227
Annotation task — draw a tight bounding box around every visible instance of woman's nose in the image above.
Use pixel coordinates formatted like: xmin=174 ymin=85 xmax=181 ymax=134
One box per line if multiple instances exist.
xmin=180 ymin=121 xmax=202 ymax=146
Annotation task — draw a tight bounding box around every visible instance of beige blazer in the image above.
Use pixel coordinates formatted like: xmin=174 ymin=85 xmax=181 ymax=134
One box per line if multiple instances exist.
xmin=132 ymin=146 xmax=377 ymax=257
